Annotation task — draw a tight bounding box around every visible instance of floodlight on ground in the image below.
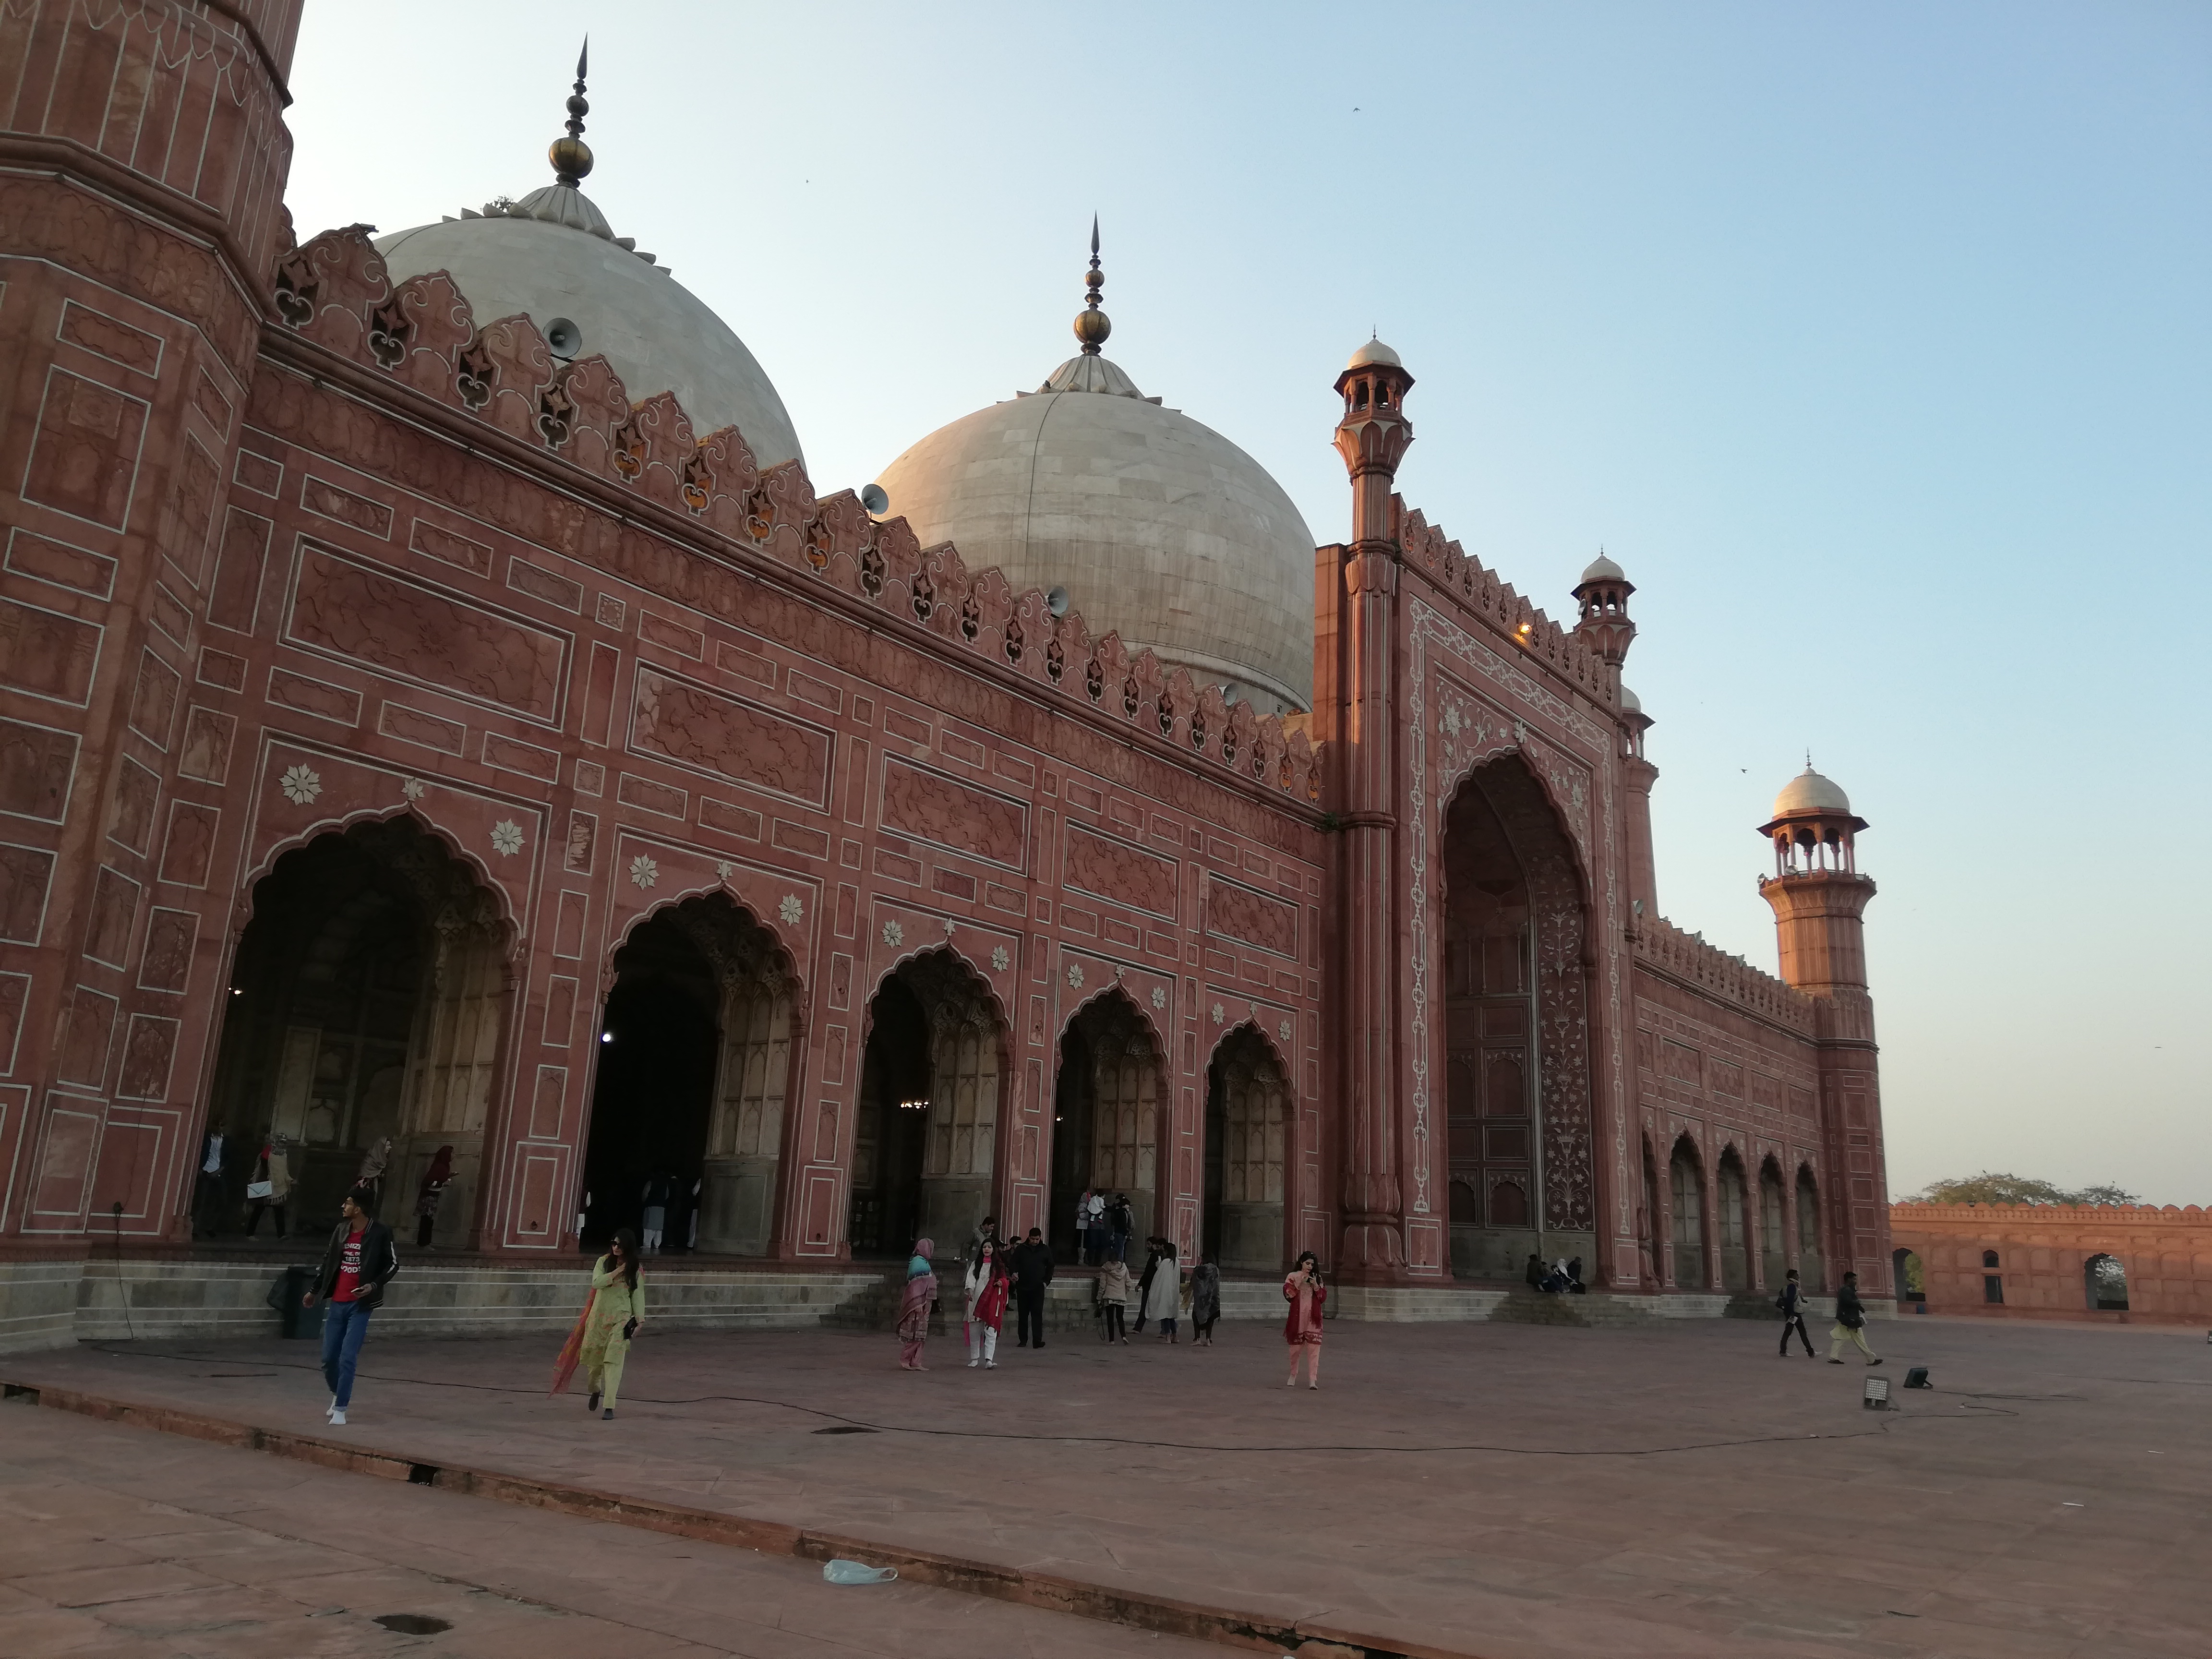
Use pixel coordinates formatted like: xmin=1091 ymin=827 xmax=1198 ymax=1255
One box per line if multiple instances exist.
xmin=1863 ymin=1376 xmax=1890 ymax=1409
xmin=1904 ymin=1366 xmax=1930 ymax=1389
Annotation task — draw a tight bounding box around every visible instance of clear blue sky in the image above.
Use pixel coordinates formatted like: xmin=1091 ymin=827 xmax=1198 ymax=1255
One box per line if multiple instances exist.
xmin=284 ymin=3 xmax=2210 ymax=1202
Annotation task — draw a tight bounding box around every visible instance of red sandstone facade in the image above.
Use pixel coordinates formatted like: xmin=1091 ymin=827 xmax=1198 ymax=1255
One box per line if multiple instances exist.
xmin=0 ymin=1 xmax=1894 ymax=1298
xmin=1889 ymin=1204 xmax=2212 ymax=1326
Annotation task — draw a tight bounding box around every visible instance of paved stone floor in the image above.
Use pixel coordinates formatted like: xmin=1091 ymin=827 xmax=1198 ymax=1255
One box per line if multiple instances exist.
xmin=0 ymin=1407 xmax=1224 ymax=1659
xmin=3 ymin=1312 xmax=2207 ymax=1658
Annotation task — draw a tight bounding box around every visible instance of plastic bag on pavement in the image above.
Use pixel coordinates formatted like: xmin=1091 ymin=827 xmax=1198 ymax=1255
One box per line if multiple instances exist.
xmin=822 ymin=1559 xmax=897 ymax=1585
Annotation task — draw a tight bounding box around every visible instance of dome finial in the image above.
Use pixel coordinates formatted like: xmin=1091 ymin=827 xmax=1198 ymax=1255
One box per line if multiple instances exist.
xmin=1073 ymin=214 xmax=1110 ymax=356
xmin=549 ymin=37 xmax=594 ymax=188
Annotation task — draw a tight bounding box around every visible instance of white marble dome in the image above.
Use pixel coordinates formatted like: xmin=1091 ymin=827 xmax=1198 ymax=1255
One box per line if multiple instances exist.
xmin=1581 ymin=552 xmax=1626 ymax=584
xmin=872 ymin=350 xmax=1316 ymax=713
xmin=375 ymin=184 xmax=803 ymax=469
xmin=1772 ymin=765 xmax=1851 ymax=818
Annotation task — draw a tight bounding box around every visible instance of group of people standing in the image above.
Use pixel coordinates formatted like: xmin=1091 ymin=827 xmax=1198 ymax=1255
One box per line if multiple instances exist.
xmin=1072 ymin=1188 xmax=1136 ymax=1264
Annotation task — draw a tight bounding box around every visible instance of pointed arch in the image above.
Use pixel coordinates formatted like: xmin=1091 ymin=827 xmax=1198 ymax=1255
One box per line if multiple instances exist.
xmin=1667 ymin=1133 xmax=1708 ymax=1290
xmin=1434 ymin=751 xmax=1597 ymax=1279
xmin=582 ymin=890 xmax=806 ymax=1256
xmin=202 ymin=814 xmax=511 ymax=1248
xmin=238 ymin=805 xmax=517 ymax=956
xmin=849 ymin=946 xmax=1010 ymax=1256
xmin=1715 ymin=1144 xmax=1752 ymax=1292
xmin=1051 ymin=985 xmax=1166 ymax=1259
xmin=1203 ymin=1020 xmax=1291 ymax=1272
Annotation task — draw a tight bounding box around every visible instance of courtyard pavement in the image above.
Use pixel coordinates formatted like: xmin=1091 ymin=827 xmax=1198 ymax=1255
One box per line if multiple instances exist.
xmin=3 ymin=1312 xmax=2205 ymax=1659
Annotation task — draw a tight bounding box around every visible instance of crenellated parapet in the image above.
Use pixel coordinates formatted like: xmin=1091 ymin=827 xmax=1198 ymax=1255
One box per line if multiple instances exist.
xmin=1633 ymin=914 xmax=1816 ymax=1034
xmin=1395 ymin=505 xmax=1615 ymax=707
xmin=265 ymin=227 xmax=1323 ymax=806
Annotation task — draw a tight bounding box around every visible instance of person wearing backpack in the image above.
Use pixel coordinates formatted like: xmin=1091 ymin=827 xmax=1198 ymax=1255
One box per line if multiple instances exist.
xmin=1826 ymin=1271 xmax=1882 ymax=1366
xmin=1775 ymin=1267 xmax=1815 ymax=1357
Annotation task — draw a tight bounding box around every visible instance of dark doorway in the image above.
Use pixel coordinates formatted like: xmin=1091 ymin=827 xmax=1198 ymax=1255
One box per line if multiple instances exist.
xmin=1202 ymin=1024 xmax=1286 ymax=1272
xmin=1050 ymin=990 xmax=1162 ymax=1265
xmin=203 ymin=816 xmax=503 ymax=1244
xmin=1051 ymin=1023 xmax=1096 ymax=1262
xmin=1669 ymin=1139 xmax=1707 ymax=1289
xmin=849 ymin=977 xmax=931 ymax=1258
xmin=579 ymin=910 xmax=719 ymax=1250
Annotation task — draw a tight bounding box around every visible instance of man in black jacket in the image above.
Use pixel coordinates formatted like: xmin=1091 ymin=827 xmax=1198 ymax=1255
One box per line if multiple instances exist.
xmin=1009 ymin=1226 xmax=1055 ymax=1349
xmin=304 ymin=1187 xmax=399 ymax=1424
xmin=1826 ymin=1270 xmax=1882 ymax=1366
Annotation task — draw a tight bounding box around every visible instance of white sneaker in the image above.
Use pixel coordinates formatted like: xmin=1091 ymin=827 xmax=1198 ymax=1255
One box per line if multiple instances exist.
xmin=329 ymin=1408 xmax=347 ymax=1426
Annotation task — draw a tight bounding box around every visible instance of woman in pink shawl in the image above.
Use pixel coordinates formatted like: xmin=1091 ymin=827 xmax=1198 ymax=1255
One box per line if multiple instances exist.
xmin=1284 ymin=1249 xmax=1326 ymax=1389
xmin=897 ymin=1238 xmax=938 ymax=1370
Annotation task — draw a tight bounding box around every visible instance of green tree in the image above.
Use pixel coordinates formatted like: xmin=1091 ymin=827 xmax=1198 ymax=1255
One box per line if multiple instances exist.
xmin=1902 ymin=1171 xmax=2141 ymax=1207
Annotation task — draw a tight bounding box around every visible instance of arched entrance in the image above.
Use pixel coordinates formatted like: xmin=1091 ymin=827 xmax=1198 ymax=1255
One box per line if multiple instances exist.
xmin=1717 ymin=1150 xmax=1752 ymax=1292
xmin=849 ymin=949 xmax=1004 ymax=1259
xmin=2085 ymin=1252 xmax=2128 ymax=1310
xmin=1202 ymin=1023 xmax=1288 ymax=1272
xmin=1669 ymin=1139 xmax=1707 ymax=1288
xmin=579 ymin=894 xmax=795 ymax=1255
xmin=1893 ymin=1246 xmax=1924 ymax=1304
xmin=1437 ymin=754 xmax=1594 ymax=1278
xmin=1760 ymin=1158 xmax=1788 ymax=1288
xmin=1795 ymin=1166 xmax=1825 ymax=1292
xmin=203 ymin=816 xmax=505 ymax=1245
xmin=1051 ymin=989 xmax=1163 ymax=1263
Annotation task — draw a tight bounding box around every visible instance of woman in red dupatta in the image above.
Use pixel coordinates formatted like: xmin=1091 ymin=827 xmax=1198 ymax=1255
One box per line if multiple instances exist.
xmin=897 ymin=1237 xmax=938 ymax=1370
xmin=1284 ymin=1250 xmax=1326 ymax=1389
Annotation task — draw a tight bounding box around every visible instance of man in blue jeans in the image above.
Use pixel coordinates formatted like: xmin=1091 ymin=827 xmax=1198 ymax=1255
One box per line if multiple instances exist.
xmin=305 ymin=1187 xmax=398 ymax=1425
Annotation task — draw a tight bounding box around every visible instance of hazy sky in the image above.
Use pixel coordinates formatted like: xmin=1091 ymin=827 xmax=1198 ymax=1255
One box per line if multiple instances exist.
xmin=283 ymin=3 xmax=2209 ymax=1202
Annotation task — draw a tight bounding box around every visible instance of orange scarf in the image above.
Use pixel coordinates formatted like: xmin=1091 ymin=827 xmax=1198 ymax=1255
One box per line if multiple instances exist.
xmin=549 ymin=1286 xmax=596 ymax=1395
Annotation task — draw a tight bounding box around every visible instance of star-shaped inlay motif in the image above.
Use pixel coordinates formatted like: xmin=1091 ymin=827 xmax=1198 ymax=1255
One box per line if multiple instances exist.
xmin=489 ymin=819 xmax=523 ymax=856
xmin=990 ymin=946 xmax=1010 ymax=972
xmin=779 ymin=894 xmax=803 ymax=925
xmin=882 ymin=920 xmax=904 ymax=948
xmin=628 ymin=853 xmax=659 ymax=889
xmin=279 ymin=764 xmax=321 ymax=805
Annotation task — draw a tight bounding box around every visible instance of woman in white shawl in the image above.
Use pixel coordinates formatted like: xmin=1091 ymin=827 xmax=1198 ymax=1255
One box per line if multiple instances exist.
xmin=1142 ymin=1240 xmax=1183 ymax=1343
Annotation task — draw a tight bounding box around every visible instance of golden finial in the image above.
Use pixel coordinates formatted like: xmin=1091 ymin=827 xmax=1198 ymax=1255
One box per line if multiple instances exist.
xmin=1072 ymin=214 xmax=1110 ymax=356
xmin=549 ymin=38 xmax=593 ymax=188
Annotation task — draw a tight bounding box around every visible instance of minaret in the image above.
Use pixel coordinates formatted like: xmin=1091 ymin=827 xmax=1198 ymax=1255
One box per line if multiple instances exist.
xmin=1328 ymin=339 xmax=1415 ymax=1278
xmin=1756 ymin=764 xmax=1874 ymax=996
xmin=1757 ymin=763 xmax=1892 ymax=1300
xmin=1572 ymin=553 xmax=1657 ymax=918
xmin=0 ymin=2 xmax=302 ymax=1243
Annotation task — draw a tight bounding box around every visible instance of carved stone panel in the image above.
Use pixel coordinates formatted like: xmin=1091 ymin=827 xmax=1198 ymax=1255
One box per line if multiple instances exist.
xmin=879 ymin=757 xmax=1026 ymax=871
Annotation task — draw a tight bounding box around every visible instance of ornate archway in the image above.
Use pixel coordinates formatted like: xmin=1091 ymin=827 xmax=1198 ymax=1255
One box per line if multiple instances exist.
xmin=851 ymin=947 xmax=1007 ymax=1258
xmin=1669 ymin=1137 xmax=1708 ymax=1289
xmin=1051 ymin=987 xmax=1164 ymax=1262
xmin=1437 ymin=753 xmax=1596 ymax=1279
xmin=202 ymin=814 xmax=508 ymax=1245
xmin=580 ymin=892 xmax=797 ymax=1255
xmin=1203 ymin=1022 xmax=1290 ymax=1272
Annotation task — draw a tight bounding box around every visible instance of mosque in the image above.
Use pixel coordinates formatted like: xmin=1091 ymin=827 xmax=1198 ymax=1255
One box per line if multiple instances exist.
xmin=0 ymin=9 xmax=1894 ymax=1342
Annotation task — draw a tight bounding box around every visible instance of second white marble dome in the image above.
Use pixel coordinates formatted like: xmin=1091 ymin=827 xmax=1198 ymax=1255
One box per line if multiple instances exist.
xmin=871 ymin=353 xmax=1316 ymax=713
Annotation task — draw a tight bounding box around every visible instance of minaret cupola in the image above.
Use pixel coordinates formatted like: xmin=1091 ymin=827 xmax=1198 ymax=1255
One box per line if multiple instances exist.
xmin=1572 ymin=551 xmax=1636 ymax=667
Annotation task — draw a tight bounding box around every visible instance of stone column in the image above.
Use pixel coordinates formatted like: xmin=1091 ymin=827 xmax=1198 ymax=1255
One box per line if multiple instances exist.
xmin=1328 ymin=344 xmax=1416 ymax=1279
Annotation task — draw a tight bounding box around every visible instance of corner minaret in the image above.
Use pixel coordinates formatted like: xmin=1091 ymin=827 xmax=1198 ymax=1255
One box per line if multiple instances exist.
xmin=1571 ymin=551 xmax=1636 ymax=668
xmin=1327 ymin=338 xmax=1416 ymax=1280
xmin=1756 ymin=763 xmax=1874 ymax=996
xmin=1756 ymin=762 xmax=1892 ymax=1301
xmin=1334 ymin=338 xmax=1415 ymax=547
